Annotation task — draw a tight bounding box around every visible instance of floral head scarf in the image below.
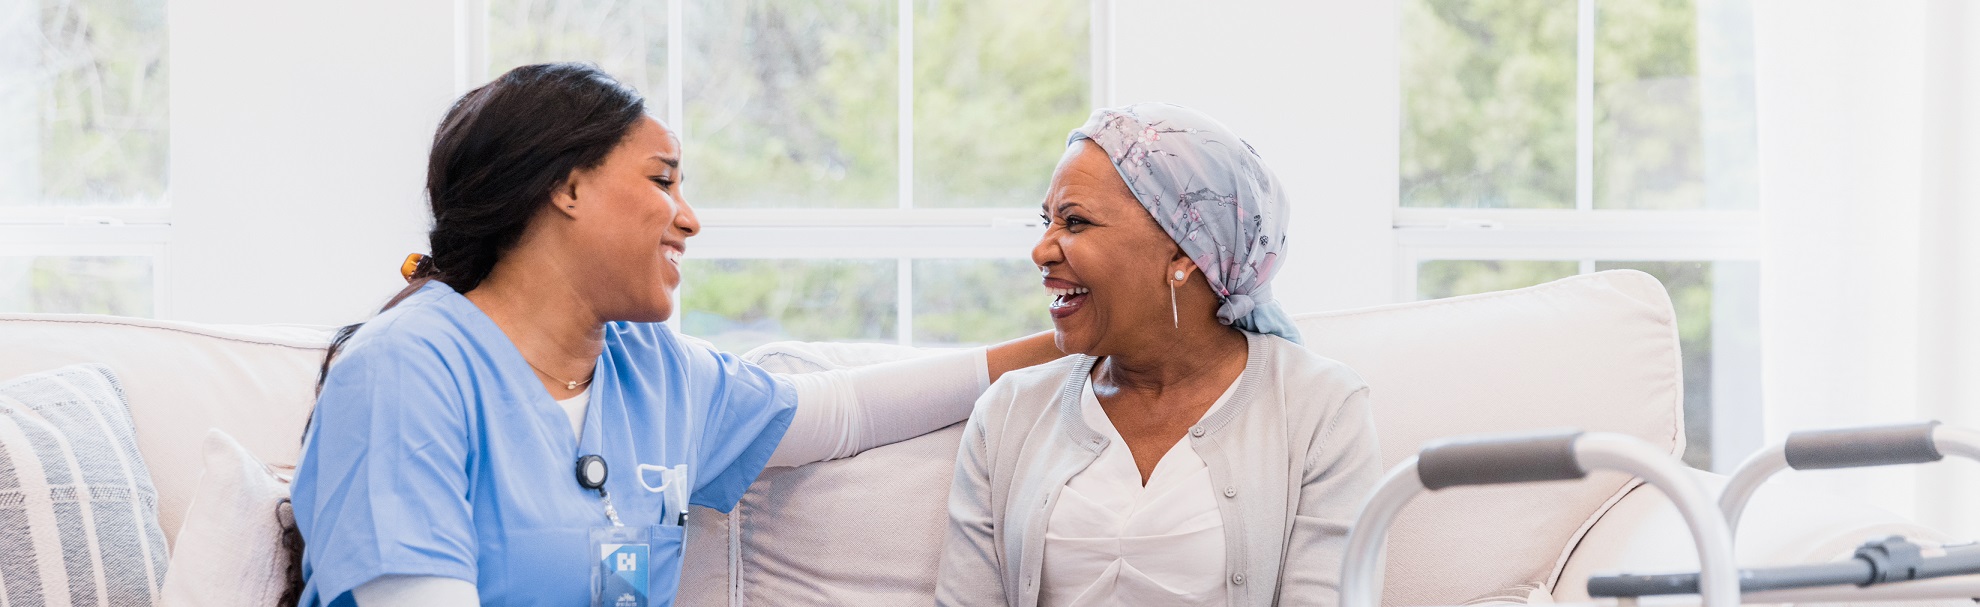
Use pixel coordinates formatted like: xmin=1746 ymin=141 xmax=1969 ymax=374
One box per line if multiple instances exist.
xmin=1067 ymin=103 xmax=1301 ymax=344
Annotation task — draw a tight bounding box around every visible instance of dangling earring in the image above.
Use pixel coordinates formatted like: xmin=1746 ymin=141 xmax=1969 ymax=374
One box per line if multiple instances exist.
xmin=1170 ymin=270 xmax=1185 ymax=328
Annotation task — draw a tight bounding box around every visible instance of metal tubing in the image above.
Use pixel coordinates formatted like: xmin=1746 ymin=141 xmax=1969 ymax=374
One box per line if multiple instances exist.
xmin=1342 ymin=433 xmax=1734 ymax=607
xmin=1718 ymin=444 xmax=1788 ymax=536
xmin=1573 ymin=433 xmax=1740 ymax=607
xmin=1339 ymin=457 xmax=1427 ymax=607
xmin=1724 ymin=422 xmax=1980 ymax=537
xmin=1740 ymin=575 xmax=1980 ymax=603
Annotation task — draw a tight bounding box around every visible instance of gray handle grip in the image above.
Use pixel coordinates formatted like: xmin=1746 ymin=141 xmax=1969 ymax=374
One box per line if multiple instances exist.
xmin=1784 ymin=421 xmax=1943 ymax=470
xmin=1418 ymin=429 xmax=1586 ymax=490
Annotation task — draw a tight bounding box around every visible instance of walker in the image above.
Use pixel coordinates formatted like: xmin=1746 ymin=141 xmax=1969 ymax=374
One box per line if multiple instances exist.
xmin=1584 ymin=421 xmax=1980 ymax=604
xmin=1339 ymin=429 xmax=1742 ymax=607
xmin=1338 ymin=423 xmax=1980 ymax=607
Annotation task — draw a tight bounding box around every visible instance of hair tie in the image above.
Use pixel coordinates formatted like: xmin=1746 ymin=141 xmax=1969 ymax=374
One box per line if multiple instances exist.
xmin=400 ymin=253 xmax=430 ymax=283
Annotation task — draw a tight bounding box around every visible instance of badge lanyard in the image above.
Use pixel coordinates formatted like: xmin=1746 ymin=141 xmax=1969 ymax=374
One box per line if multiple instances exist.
xmin=571 ymin=382 xmax=690 ymax=528
xmin=573 ymin=379 xmax=660 ymax=607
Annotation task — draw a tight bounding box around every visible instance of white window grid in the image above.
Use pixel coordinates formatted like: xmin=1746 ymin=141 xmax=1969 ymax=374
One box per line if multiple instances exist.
xmin=0 ymin=207 xmax=174 ymax=317
xmin=1394 ymin=0 xmax=1764 ymax=471
xmin=1395 ymin=0 xmax=1762 ymax=297
xmin=462 ymin=0 xmax=1115 ymax=343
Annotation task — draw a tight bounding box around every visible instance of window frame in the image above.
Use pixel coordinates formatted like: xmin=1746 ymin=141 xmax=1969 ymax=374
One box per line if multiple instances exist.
xmin=1394 ymin=0 xmax=1764 ymax=471
xmin=1 ymin=0 xmax=174 ymax=316
xmin=466 ymin=0 xmax=1112 ymax=345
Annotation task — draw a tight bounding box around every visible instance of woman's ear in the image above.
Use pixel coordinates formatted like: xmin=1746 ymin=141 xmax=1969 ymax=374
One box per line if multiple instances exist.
xmin=551 ymin=169 xmax=583 ymax=218
xmin=1168 ymin=256 xmax=1196 ymax=285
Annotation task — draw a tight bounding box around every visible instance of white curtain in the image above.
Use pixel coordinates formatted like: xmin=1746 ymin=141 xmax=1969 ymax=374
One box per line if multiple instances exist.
xmin=1754 ymin=0 xmax=1980 ymax=538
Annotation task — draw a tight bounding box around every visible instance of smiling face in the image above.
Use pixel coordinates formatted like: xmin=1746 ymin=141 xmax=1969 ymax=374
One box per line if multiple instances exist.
xmin=1032 ymin=140 xmax=1193 ymax=355
xmin=557 ymin=116 xmax=701 ymax=322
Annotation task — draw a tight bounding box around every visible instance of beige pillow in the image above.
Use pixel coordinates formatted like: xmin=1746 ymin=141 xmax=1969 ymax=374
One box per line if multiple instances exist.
xmin=160 ymin=429 xmax=293 ymax=607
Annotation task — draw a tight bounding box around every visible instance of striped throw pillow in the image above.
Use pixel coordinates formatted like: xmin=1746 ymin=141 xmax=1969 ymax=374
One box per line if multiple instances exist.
xmin=0 ymin=364 xmax=169 ymax=605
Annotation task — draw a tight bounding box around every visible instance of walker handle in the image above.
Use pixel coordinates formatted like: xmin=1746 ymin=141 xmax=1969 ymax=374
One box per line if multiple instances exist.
xmin=1417 ymin=429 xmax=1586 ymax=490
xmin=1784 ymin=421 xmax=1943 ymax=470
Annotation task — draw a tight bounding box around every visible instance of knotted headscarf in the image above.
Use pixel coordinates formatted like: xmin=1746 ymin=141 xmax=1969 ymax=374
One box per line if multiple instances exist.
xmin=1068 ymin=103 xmax=1301 ymax=344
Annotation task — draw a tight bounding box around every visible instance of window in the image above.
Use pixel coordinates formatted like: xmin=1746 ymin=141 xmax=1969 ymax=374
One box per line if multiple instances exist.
xmin=1400 ymin=0 xmax=1761 ymax=470
xmin=0 ymin=0 xmax=171 ymax=316
xmin=486 ymin=0 xmax=1093 ymax=350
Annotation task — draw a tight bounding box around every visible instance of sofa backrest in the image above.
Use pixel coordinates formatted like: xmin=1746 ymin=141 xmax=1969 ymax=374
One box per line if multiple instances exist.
xmin=0 ymin=269 xmax=1684 ymax=607
xmin=0 ymin=316 xmax=332 ymax=547
xmin=681 ymin=270 xmax=1684 ymax=606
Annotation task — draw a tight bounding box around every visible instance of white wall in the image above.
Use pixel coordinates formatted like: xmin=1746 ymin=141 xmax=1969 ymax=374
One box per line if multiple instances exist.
xmin=1753 ymin=0 xmax=1980 ymax=537
xmin=167 ymin=0 xmax=462 ymax=325
xmin=1112 ymin=1 xmax=1399 ymax=313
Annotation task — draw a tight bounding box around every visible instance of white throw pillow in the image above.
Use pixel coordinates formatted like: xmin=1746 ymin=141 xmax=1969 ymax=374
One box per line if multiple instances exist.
xmin=160 ymin=429 xmax=293 ymax=607
xmin=0 ymin=363 xmax=171 ymax=605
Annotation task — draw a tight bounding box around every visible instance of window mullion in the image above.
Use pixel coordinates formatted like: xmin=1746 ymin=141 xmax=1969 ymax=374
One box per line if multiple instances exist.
xmin=667 ymin=0 xmax=684 ymax=135
xmin=1575 ymin=0 xmax=1596 ymax=212
xmin=665 ymin=0 xmax=685 ymax=330
xmin=896 ymin=259 xmax=913 ymax=345
xmin=897 ymin=0 xmax=914 ymax=211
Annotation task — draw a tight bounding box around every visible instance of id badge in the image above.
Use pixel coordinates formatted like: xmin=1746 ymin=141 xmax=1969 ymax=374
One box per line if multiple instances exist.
xmin=591 ymin=526 xmax=658 ymax=607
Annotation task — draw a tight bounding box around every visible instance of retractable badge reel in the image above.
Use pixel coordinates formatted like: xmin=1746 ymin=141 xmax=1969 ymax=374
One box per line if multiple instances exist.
xmin=578 ymin=455 xmax=657 ymax=607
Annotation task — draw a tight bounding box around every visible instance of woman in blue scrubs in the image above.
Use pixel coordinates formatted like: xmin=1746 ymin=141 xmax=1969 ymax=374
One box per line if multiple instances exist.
xmin=288 ymin=63 xmax=1062 ymax=607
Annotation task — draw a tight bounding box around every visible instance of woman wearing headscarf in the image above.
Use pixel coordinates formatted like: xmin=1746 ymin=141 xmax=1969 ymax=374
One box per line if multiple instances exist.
xmin=936 ymin=104 xmax=1381 ymax=607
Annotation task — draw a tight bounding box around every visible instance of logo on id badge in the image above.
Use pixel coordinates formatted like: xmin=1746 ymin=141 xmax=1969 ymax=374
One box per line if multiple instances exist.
xmin=591 ymin=526 xmax=654 ymax=607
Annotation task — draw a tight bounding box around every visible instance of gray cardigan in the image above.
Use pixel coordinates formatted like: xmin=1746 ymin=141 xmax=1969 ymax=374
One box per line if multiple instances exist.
xmin=935 ymin=332 xmax=1381 ymax=607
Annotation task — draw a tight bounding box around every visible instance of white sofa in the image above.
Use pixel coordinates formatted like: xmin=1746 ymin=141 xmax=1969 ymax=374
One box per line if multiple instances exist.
xmin=0 ymin=270 xmax=1946 ymax=606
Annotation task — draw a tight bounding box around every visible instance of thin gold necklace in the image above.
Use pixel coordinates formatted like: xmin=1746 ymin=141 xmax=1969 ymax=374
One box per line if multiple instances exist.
xmin=524 ymin=359 xmax=593 ymax=391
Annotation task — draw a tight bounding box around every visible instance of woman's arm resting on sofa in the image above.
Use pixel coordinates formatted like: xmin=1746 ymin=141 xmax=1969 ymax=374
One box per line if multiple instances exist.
xmin=768 ymin=332 xmax=1060 ymax=467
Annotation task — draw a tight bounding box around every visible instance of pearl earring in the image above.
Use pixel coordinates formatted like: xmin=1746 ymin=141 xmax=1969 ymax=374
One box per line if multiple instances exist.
xmin=1174 ymin=270 xmax=1185 ymax=281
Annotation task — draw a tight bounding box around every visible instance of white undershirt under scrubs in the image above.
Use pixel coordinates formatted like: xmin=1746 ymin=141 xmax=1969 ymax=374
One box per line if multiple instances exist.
xmin=556 ymin=389 xmax=590 ymax=440
xmin=1039 ymin=378 xmax=1238 ymax=607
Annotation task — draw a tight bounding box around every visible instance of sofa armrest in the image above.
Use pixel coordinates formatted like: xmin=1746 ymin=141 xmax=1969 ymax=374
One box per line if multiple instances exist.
xmin=1553 ymin=468 xmax=1962 ymax=606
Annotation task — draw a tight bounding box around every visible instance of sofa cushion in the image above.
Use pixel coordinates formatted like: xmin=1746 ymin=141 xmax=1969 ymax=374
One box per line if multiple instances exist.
xmin=0 ymin=314 xmax=332 ymax=548
xmin=679 ymin=270 xmax=1683 ymax=606
xmin=681 ymin=341 xmax=970 ymax=607
xmin=0 ymin=363 xmax=171 ymax=604
xmin=160 ymin=429 xmax=294 ymax=607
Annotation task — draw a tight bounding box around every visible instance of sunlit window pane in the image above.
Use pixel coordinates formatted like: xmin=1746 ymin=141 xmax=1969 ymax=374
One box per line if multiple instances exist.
xmin=1593 ymin=0 xmax=1700 ymax=209
xmin=1593 ymin=0 xmax=1756 ymax=210
xmin=1415 ymin=260 xmax=1578 ymax=299
xmin=0 ymin=256 xmax=153 ymax=316
xmin=1400 ymin=0 xmax=1575 ymax=209
xmin=911 ymin=0 xmax=1088 ymax=209
xmin=2 ymin=0 xmax=170 ymax=206
xmin=683 ymin=0 xmax=897 ymax=208
xmin=486 ymin=0 xmax=668 ymax=115
xmin=912 ymin=259 xmax=1052 ymax=347
xmin=681 ymin=259 xmax=896 ymax=354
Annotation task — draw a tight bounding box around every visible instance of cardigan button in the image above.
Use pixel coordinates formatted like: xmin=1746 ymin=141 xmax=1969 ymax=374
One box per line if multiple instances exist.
xmin=1190 ymin=426 xmax=1205 ymax=437
xmin=1224 ymin=487 xmax=1237 ymax=498
xmin=1232 ymin=573 xmax=1245 ymax=585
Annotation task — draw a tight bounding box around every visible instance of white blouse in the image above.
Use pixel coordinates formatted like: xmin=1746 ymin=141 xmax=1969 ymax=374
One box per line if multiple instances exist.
xmin=1040 ymin=379 xmax=1237 ymax=607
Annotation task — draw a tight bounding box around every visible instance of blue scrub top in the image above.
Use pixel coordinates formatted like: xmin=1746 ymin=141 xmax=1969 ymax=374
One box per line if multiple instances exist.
xmin=291 ymin=281 xmax=797 ymax=607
